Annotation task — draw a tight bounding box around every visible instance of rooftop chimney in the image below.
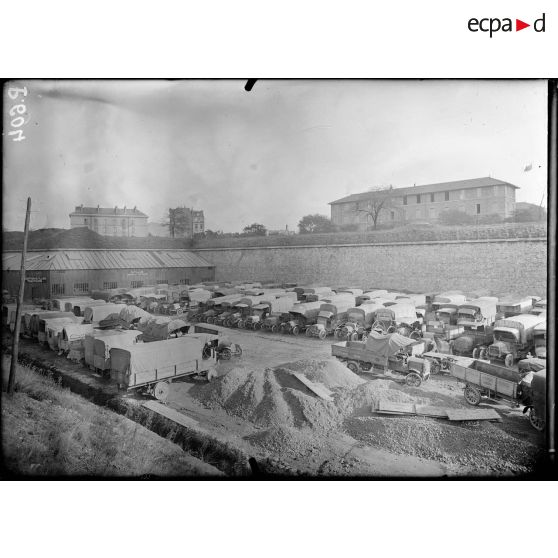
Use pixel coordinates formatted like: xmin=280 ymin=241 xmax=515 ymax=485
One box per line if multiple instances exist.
xmin=97 ymin=205 xmax=100 ymax=213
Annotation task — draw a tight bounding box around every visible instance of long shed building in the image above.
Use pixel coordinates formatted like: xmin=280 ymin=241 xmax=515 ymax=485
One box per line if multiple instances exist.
xmin=2 ymin=249 xmax=215 ymax=300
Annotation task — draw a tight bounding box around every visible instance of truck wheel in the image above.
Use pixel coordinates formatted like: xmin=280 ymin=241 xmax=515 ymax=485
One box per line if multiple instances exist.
xmin=305 ymin=328 xmax=313 ymax=337
xmin=504 ymin=354 xmax=514 ymax=369
xmin=220 ymin=348 xmax=232 ymax=360
xmin=334 ymin=329 xmax=341 ymax=339
xmin=292 ymin=326 xmax=300 ymax=336
xmin=154 ymin=381 xmax=170 ymax=402
xmin=405 ymin=372 xmax=422 ymax=387
xmin=207 ymin=317 xmax=214 ymax=324
xmin=430 ymin=361 xmax=441 ymax=375
xmin=529 ymin=409 xmax=546 ymax=431
xmin=464 ymin=385 xmax=482 ymax=406
xmin=271 ymin=325 xmax=278 ymax=333
xmin=479 ymin=348 xmax=488 ymax=360
xmin=387 ymin=325 xmax=396 ymax=334
xmin=346 ymin=361 xmax=360 ymax=373
xmin=254 ymin=322 xmax=261 ymax=330
xmin=350 ymin=332 xmax=359 ymax=341
xmin=409 ymin=331 xmax=421 ymax=341
xmin=318 ymin=329 xmax=327 ymax=340
xmin=472 ymin=348 xmax=479 ymax=359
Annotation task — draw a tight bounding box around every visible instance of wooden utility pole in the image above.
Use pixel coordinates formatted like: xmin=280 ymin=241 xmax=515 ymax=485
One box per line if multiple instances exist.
xmin=7 ymin=197 xmax=32 ymax=396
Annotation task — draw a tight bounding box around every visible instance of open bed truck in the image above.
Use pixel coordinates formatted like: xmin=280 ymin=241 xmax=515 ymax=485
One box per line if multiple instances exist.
xmin=331 ymin=331 xmax=430 ymax=387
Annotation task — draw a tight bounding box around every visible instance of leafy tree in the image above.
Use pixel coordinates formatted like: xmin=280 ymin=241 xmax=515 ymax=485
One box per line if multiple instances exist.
xmin=438 ymin=209 xmax=474 ymax=226
xmin=354 ymin=186 xmax=395 ymax=230
xmin=166 ymin=208 xmax=191 ymax=238
xmin=242 ymin=223 xmax=267 ymax=236
xmin=298 ymin=214 xmax=336 ymax=234
xmin=510 ymin=205 xmax=547 ymax=223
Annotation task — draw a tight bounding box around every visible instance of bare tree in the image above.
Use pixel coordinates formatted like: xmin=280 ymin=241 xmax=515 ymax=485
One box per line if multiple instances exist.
xmin=354 ymin=186 xmax=395 ymax=229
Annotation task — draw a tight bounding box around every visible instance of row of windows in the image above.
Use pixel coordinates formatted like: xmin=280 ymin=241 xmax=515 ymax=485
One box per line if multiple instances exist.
xmin=74 ymin=283 xmax=89 ymax=293
xmin=52 ymin=284 xmax=65 ymax=295
xmin=52 ymin=278 xmax=203 ymax=294
xmin=103 ymin=281 xmax=118 ymax=289
xmin=404 ymin=191 xmax=450 ymax=205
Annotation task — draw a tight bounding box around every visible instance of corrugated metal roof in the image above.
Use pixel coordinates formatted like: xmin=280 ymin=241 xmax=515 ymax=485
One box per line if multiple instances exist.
xmin=329 ymin=177 xmax=519 ymax=205
xmin=2 ymin=250 xmax=213 ymax=271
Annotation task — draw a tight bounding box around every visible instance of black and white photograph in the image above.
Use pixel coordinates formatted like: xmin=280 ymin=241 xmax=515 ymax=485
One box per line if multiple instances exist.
xmin=1 ymin=78 xmax=553 ymax=479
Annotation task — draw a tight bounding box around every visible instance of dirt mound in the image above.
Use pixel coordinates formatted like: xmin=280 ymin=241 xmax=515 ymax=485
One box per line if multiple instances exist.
xmin=190 ymin=362 xmax=349 ymax=430
xmin=278 ymin=359 xmax=365 ymax=389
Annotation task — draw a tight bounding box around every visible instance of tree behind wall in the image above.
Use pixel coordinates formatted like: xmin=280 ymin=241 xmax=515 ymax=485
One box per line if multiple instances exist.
xmin=354 ymin=186 xmax=395 ymax=230
xmin=298 ymin=214 xmax=336 ymax=234
xmin=167 ymin=208 xmax=192 ymax=238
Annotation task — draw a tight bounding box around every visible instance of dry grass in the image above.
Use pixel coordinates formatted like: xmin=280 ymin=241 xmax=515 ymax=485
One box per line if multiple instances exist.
xmin=1 ymin=357 xmax=223 ymax=477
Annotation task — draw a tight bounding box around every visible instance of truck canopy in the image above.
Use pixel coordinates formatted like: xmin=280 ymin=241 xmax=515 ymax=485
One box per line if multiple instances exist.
xmin=347 ymin=303 xmax=383 ymax=324
xmin=321 ymin=293 xmax=357 ymax=305
xmin=496 ymin=297 xmax=533 ymax=313
xmin=84 ymin=303 xmax=127 ymax=323
xmin=110 ymin=336 xmax=204 ymax=377
xmin=433 ymin=294 xmax=467 ymax=306
xmin=457 ymin=299 xmax=498 ymax=323
xmin=139 ymin=318 xmax=189 ymax=341
xmin=365 ymin=331 xmax=418 ymax=357
xmin=494 ymin=314 xmax=543 ymax=344
xmin=119 ymin=305 xmax=153 ymax=325
xmin=319 ymin=301 xmax=353 ymax=315
xmin=375 ymin=302 xmax=417 ymax=323
xmin=61 ymin=322 xmax=94 ymax=341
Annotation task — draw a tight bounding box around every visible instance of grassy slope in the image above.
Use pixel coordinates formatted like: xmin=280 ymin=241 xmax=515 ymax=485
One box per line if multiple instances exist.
xmin=1 ymin=358 xmax=223 ymax=477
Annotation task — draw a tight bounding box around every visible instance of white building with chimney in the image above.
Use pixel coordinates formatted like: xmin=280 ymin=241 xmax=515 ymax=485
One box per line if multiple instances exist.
xmin=69 ymin=205 xmax=149 ymax=237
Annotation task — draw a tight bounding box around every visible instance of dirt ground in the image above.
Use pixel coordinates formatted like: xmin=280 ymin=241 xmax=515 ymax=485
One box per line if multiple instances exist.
xmin=5 ymin=328 xmax=545 ymax=477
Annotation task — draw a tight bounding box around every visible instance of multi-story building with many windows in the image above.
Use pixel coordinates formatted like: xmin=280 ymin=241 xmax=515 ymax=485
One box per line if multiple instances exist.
xmin=69 ymin=205 xmax=148 ymax=237
xmin=168 ymin=207 xmax=205 ymax=238
xmin=329 ymin=177 xmax=518 ymax=230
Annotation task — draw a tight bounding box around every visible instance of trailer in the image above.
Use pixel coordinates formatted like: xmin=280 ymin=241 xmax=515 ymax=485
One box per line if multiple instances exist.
xmin=449 ymin=357 xmax=530 ymax=406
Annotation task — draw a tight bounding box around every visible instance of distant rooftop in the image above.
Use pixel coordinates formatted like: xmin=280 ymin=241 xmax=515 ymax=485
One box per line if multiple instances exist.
xmin=70 ymin=205 xmax=148 ymax=217
xmin=329 ymin=177 xmax=519 ymax=205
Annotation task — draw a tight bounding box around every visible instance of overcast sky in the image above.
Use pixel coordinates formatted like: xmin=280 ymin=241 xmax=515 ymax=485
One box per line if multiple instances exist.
xmin=2 ymin=79 xmax=548 ymax=233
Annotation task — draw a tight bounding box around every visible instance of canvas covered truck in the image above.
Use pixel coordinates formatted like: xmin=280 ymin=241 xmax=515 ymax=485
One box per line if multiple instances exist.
xmin=25 ymin=311 xmax=76 ymax=339
xmin=449 ymin=357 xmax=538 ymax=414
xmin=331 ymin=331 xmax=431 ymax=386
xmin=58 ymin=323 xmax=95 ymax=360
xmin=356 ymin=290 xmax=388 ymax=305
xmin=431 ymin=293 xmax=467 ymax=313
xmin=42 ymin=316 xmax=83 ymax=350
xmin=457 ymin=298 xmax=498 ymax=329
xmin=90 ymin=330 xmax=143 ymax=376
xmin=372 ymin=302 xmax=422 ymax=336
xmin=109 ymin=336 xmax=215 ymax=400
xmin=244 ymin=294 xmax=295 ymax=330
xmin=334 ymin=302 xmax=384 ymax=340
xmin=201 ymin=294 xmax=243 ymax=324
xmin=138 ymin=317 xmax=190 ymax=342
xmin=83 ymin=303 xmax=127 ymax=324
xmin=84 ymin=329 xmax=142 ymax=372
xmin=301 ymin=287 xmax=335 ymax=303
xmin=496 ymin=297 xmax=533 ymax=319
xmin=488 ymin=313 xmax=544 ymax=368
xmin=305 ymin=300 xmax=354 ymax=339
xmin=280 ymin=301 xmax=322 ymax=335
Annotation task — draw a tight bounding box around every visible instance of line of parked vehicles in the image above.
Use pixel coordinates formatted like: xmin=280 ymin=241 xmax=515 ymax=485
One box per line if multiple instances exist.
xmin=2 ymin=281 xmax=547 ymax=428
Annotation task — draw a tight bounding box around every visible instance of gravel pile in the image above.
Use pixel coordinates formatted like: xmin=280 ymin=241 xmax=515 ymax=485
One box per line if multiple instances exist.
xmin=244 ymin=425 xmax=326 ymax=458
xmin=344 ymin=415 xmax=542 ymax=474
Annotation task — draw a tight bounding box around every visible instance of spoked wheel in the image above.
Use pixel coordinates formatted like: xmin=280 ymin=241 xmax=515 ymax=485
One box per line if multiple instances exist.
xmin=504 ymin=354 xmax=514 ymax=369
xmin=292 ymin=326 xmax=300 ymax=336
xmin=472 ymin=348 xmax=480 ymax=359
xmin=206 ymin=317 xmax=214 ymax=324
xmin=318 ymin=329 xmax=327 ymax=340
xmin=305 ymin=328 xmax=313 ymax=337
xmin=479 ymin=348 xmax=488 ymax=360
xmin=387 ymin=325 xmax=396 ymax=334
xmin=334 ymin=329 xmax=342 ymax=339
xmin=346 ymin=361 xmax=360 ymax=374
xmin=529 ymin=409 xmax=546 ymax=431
xmin=405 ymin=372 xmax=422 ymax=387
xmin=237 ymin=320 xmax=245 ymax=329
xmin=409 ymin=330 xmax=422 ymax=341
xmin=350 ymin=332 xmax=359 ymax=341
xmin=270 ymin=325 xmax=278 ymax=333
xmin=464 ymin=385 xmax=482 ymax=406
xmin=154 ymin=381 xmax=170 ymax=402
xmin=430 ymin=361 xmax=442 ymax=375
xmin=219 ymin=348 xmax=232 ymax=360
xmin=254 ymin=322 xmax=261 ymax=330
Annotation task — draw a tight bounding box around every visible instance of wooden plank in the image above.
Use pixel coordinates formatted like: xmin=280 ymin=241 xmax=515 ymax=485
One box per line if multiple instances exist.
xmin=142 ymin=400 xmax=201 ymax=428
xmin=291 ymin=373 xmax=334 ymax=402
xmin=415 ymin=405 xmax=449 ymax=418
xmin=446 ymin=408 xmax=502 ymax=422
xmin=376 ymin=401 xmax=416 ymax=415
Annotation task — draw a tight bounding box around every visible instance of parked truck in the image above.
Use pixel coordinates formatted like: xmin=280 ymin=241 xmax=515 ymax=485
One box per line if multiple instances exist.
xmin=305 ymin=300 xmax=354 ymax=339
xmin=488 ymin=313 xmax=544 ymax=368
xmin=280 ymin=301 xmax=322 ymax=335
xmin=372 ymin=302 xmax=422 ymax=336
xmin=334 ymin=302 xmax=384 ymax=340
xmin=331 ymin=331 xmax=430 ymax=386
xmin=496 ymin=297 xmax=533 ymax=319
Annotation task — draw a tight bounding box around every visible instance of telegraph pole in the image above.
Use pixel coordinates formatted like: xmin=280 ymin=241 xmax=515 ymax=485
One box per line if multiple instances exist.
xmin=7 ymin=197 xmax=32 ymax=396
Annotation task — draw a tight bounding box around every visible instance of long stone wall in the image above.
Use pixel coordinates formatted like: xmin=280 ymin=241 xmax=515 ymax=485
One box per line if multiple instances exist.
xmin=193 ymin=238 xmax=547 ymax=297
